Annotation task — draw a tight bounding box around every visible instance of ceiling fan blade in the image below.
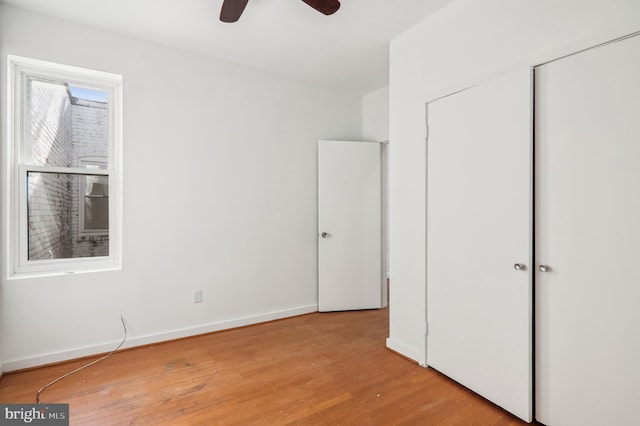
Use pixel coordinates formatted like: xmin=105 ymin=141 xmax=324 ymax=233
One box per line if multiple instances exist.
xmin=301 ymin=0 xmax=340 ymax=16
xmin=220 ymin=0 xmax=250 ymax=22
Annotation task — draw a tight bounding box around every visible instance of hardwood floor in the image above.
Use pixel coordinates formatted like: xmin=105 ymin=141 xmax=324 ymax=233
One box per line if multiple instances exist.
xmin=0 ymin=309 xmax=528 ymax=425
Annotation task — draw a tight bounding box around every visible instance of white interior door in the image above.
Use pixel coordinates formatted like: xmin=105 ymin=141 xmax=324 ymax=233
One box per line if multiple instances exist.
xmin=426 ymin=68 xmax=532 ymax=422
xmin=318 ymin=140 xmax=382 ymax=312
xmin=535 ymin=35 xmax=640 ymax=425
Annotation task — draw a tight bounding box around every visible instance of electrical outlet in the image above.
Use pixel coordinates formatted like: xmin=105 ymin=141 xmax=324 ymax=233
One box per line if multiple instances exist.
xmin=194 ymin=289 xmax=202 ymax=303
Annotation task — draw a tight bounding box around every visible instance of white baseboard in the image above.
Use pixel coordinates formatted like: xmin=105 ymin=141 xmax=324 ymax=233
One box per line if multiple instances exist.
xmin=386 ymin=337 xmax=425 ymax=367
xmin=3 ymin=304 xmax=318 ymax=372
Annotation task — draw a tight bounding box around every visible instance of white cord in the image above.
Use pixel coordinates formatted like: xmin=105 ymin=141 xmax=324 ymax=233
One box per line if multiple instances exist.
xmin=36 ymin=314 xmax=127 ymax=404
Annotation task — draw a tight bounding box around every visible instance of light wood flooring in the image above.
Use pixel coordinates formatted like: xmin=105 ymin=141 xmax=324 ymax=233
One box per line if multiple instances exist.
xmin=0 ymin=309 xmax=529 ymax=425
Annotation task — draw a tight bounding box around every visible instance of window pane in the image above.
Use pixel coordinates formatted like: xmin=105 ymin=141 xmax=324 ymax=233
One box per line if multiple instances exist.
xmin=26 ymin=78 xmax=109 ymax=167
xmin=27 ymin=171 xmax=109 ymax=260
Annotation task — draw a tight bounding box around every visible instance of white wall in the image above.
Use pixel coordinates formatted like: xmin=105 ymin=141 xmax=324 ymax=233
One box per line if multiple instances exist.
xmin=0 ymin=4 xmax=363 ymax=371
xmin=362 ymin=86 xmax=389 ymax=142
xmin=362 ymin=85 xmax=390 ymax=289
xmin=388 ymin=0 xmax=640 ymax=364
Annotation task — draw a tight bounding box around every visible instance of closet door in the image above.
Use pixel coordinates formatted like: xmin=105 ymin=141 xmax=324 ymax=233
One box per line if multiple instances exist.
xmin=535 ymin=35 xmax=640 ymax=425
xmin=426 ymin=68 xmax=532 ymax=422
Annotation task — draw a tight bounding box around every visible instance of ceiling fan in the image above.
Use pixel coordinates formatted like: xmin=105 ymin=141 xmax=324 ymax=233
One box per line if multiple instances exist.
xmin=220 ymin=0 xmax=341 ymax=23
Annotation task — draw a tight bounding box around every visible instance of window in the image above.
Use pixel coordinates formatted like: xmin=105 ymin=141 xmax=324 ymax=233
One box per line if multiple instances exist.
xmin=7 ymin=56 xmax=122 ymax=278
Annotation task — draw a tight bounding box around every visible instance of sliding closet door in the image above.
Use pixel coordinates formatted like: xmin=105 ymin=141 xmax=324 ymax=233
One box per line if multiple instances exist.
xmin=426 ymin=68 xmax=532 ymax=422
xmin=535 ymin=35 xmax=640 ymax=425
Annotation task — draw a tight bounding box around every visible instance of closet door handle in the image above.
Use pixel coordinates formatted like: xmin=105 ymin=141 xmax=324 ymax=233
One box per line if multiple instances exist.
xmin=538 ymin=265 xmax=550 ymax=273
xmin=513 ymin=263 xmax=526 ymax=271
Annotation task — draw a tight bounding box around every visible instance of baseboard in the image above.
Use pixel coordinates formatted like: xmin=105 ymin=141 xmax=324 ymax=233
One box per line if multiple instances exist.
xmin=386 ymin=337 xmax=425 ymax=367
xmin=2 ymin=304 xmax=318 ymax=372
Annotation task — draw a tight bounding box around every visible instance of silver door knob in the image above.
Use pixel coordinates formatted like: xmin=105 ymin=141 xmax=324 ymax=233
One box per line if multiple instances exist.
xmin=513 ymin=263 xmax=526 ymax=271
xmin=538 ymin=265 xmax=550 ymax=272
xmin=321 ymin=232 xmax=329 ymax=238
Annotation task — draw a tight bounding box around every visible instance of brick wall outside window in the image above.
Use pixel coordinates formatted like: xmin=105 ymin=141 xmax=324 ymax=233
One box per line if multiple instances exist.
xmin=27 ymin=80 xmax=109 ymax=260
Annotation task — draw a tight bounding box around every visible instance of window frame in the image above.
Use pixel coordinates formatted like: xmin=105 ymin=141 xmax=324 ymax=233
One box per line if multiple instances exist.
xmin=6 ymin=55 xmax=123 ymax=279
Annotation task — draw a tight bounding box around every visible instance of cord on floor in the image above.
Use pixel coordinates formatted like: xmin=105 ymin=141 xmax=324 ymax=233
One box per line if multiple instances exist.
xmin=36 ymin=314 xmax=127 ymax=404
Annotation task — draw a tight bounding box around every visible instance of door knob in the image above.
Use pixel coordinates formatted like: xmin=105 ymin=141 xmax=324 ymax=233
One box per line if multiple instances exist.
xmin=321 ymin=232 xmax=329 ymax=238
xmin=513 ymin=263 xmax=526 ymax=271
xmin=538 ymin=265 xmax=550 ymax=272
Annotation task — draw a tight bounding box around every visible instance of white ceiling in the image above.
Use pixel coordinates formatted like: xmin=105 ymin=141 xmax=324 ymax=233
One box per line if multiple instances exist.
xmin=2 ymin=0 xmax=454 ymax=93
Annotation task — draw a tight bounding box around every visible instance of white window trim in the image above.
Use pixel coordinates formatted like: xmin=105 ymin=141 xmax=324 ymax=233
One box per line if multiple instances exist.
xmin=6 ymin=55 xmax=123 ymax=279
